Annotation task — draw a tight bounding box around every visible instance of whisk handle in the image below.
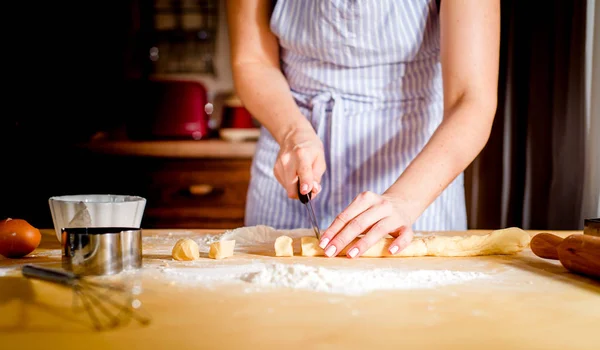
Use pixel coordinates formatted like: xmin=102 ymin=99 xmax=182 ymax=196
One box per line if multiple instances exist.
xmin=22 ymin=264 xmax=78 ymax=286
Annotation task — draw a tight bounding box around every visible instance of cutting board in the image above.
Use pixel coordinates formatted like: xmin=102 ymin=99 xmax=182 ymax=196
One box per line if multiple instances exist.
xmin=0 ymin=229 xmax=599 ymax=350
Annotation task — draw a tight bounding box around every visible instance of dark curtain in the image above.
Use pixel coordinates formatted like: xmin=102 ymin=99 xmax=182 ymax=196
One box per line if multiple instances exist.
xmin=0 ymin=2 xmax=135 ymax=226
xmin=465 ymin=0 xmax=588 ymax=230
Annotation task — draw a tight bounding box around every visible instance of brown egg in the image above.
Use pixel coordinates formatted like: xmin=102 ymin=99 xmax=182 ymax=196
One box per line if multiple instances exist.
xmin=0 ymin=218 xmax=42 ymax=258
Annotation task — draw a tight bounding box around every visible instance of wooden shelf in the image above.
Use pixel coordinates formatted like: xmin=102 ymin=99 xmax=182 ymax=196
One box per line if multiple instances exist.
xmin=75 ymin=139 xmax=257 ymax=159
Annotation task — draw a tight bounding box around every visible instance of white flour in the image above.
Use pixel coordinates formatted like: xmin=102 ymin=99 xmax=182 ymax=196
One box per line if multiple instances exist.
xmin=0 ymin=267 xmax=17 ymax=277
xmin=238 ymin=263 xmax=489 ymax=295
xmin=155 ymin=261 xmax=490 ymax=296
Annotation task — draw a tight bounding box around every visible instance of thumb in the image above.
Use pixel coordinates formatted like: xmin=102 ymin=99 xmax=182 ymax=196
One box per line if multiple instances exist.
xmin=388 ymin=226 xmax=414 ymax=255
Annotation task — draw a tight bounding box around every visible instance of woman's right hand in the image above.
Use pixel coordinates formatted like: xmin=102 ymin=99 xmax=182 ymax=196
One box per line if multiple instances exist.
xmin=274 ymin=125 xmax=326 ymax=199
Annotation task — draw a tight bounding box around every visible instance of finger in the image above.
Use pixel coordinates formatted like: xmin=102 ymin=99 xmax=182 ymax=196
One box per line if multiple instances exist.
xmin=346 ymin=217 xmax=395 ymax=258
xmin=310 ymin=155 xmax=326 ymax=199
xmin=314 ymin=181 xmax=322 ymax=193
xmin=319 ymin=191 xmax=379 ymax=249
xmin=274 ymin=163 xmax=291 ymax=199
xmin=284 ymin=176 xmax=298 ymax=199
xmin=295 ymin=148 xmax=314 ymax=195
xmin=279 ymin=154 xmax=299 ymax=199
xmin=311 ymin=181 xmax=323 ymax=199
xmin=313 ymin=154 xmax=327 ymax=184
xmin=273 ymin=162 xmax=284 ymax=186
xmin=322 ymin=197 xmax=386 ymax=257
xmin=326 ymin=203 xmax=391 ymax=258
xmin=384 ymin=213 xmax=407 ymax=238
xmin=389 ymin=226 xmax=415 ymax=255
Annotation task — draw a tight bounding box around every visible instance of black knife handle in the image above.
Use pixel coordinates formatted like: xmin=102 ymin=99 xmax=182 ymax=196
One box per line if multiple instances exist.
xmin=297 ymin=181 xmax=311 ymax=204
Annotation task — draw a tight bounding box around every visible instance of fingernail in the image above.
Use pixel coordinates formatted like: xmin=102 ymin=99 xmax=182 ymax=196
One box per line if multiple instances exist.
xmin=389 ymin=245 xmax=399 ymax=254
xmin=319 ymin=238 xmax=329 ymax=249
xmin=348 ymin=247 xmax=359 ymax=258
xmin=301 ymin=184 xmax=309 ymax=193
xmin=325 ymin=245 xmax=336 ymax=257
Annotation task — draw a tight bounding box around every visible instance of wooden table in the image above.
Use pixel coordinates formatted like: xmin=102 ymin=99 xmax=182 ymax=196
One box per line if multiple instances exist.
xmin=0 ymin=229 xmax=599 ymax=350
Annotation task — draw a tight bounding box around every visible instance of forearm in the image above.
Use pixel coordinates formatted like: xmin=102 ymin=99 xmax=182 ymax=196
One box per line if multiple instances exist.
xmin=384 ymin=100 xmax=495 ymax=223
xmin=232 ymin=62 xmax=312 ymax=145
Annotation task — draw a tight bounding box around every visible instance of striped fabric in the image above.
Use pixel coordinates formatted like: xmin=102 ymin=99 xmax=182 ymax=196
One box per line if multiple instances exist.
xmin=244 ymin=0 xmax=468 ymax=231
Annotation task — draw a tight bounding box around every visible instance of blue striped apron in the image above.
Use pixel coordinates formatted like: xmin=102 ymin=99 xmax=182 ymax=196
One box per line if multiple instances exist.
xmin=244 ymin=0 xmax=468 ymax=231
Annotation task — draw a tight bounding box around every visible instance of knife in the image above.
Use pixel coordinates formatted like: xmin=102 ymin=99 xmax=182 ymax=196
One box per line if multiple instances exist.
xmin=297 ymin=181 xmax=321 ymax=240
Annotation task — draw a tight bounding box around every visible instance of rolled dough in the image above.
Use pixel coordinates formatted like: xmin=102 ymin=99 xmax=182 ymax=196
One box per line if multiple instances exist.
xmin=301 ymin=227 xmax=531 ymax=257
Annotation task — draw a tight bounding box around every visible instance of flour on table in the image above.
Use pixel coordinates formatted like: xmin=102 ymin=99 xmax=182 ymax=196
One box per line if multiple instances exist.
xmin=240 ymin=263 xmax=489 ymax=295
xmin=155 ymin=261 xmax=490 ymax=296
xmin=0 ymin=267 xmax=17 ymax=277
xmin=28 ymin=250 xmax=61 ymax=258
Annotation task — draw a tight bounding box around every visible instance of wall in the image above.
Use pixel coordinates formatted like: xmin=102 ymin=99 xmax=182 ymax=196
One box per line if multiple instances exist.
xmin=583 ymin=0 xmax=600 ymax=219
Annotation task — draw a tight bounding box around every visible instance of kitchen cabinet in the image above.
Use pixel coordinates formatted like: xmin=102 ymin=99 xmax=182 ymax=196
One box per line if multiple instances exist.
xmin=62 ymin=140 xmax=256 ymax=229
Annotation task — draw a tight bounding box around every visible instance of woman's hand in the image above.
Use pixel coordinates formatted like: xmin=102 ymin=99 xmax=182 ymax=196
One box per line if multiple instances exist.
xmin=274 ymin=125 xmax=327 ymax=199
xmin=318 ymin=191 xmax=415 ymax=258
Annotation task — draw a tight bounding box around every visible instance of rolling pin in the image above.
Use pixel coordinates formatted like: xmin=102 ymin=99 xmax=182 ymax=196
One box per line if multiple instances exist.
xmin=530 ymin=233 xmax=600 ymax=280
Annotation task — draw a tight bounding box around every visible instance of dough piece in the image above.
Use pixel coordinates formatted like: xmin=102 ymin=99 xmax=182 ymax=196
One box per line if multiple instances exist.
xmin=209 ymin=240 xmax=236 ymax=259
xmin=301 ymin=227 xmax=530 ymax=257
xmin=274 ymin=236 xmax=294 ymax=257
xmin=301 ymin=237 xmax=322 ymax=256
xmin=172 ymin=238 xmax=199 ymax=261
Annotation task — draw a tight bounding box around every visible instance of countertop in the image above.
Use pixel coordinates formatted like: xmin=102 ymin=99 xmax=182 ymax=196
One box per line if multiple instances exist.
xmin=73 ymin=139 xmax=257 ymax=159
xmin=0 ymin=228 xmax=599 ymax=350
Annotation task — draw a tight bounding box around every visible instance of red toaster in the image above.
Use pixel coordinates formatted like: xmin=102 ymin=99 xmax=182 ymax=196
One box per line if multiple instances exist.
xmin=125 ymin=78 xmax=210 ymax=140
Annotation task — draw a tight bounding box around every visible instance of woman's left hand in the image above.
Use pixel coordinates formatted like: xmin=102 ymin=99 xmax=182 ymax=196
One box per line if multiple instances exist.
xmin=318 ymin=191 xmax=415 ymax=258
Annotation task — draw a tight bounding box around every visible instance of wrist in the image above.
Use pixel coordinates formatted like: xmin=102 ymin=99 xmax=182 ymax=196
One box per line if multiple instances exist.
xmin=382 ymin=188 xmax=425 ymax=226
xmin=274 ymin=116 xmax=314 ymax=146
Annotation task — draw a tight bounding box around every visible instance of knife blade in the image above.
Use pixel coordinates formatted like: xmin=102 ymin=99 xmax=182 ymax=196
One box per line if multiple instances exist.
xmin=297 ymin=182 xmax=321 ymax=240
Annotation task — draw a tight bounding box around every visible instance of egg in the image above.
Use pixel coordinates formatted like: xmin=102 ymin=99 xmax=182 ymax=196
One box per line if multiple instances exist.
xmin=0 ymin=218 xmax=42 ymax=258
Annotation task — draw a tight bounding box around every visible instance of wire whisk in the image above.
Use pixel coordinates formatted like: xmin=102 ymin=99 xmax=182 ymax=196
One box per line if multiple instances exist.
xmin=21 ymin=264 xmax=151 ymax=331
